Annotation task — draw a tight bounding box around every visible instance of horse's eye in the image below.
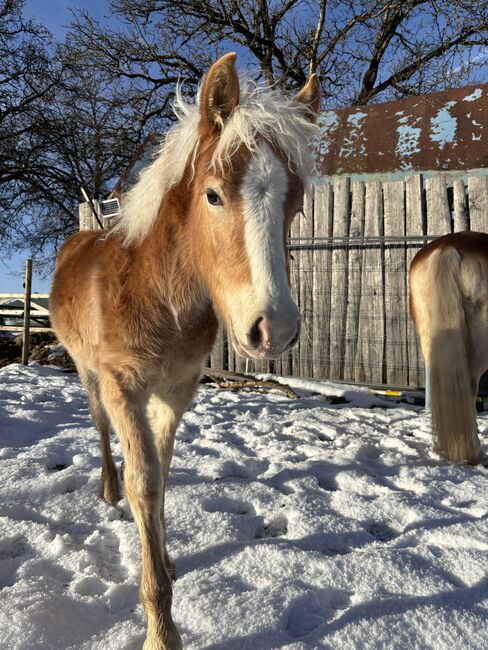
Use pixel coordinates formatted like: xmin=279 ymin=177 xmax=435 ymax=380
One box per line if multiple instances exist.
xmin=206 ymin=189 xmax=223 ymax=207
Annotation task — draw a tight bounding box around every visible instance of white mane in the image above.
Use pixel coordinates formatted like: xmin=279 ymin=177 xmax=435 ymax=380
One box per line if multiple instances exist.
xmin=115 ymin=77 xmax=319 ymax=245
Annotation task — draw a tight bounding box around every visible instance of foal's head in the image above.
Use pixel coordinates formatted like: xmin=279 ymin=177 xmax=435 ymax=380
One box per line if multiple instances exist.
xmin=119 ymin=53 xmax=320 ymax=359
xmin=189 ymin=54 xmax=320 ymax=359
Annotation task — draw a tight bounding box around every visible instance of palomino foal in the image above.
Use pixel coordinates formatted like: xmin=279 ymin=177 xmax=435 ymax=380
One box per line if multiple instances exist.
xmin=50 ymin=53 xmax=320 ymax=649
xmin=410 ymin=231 xmax=488 ymax=465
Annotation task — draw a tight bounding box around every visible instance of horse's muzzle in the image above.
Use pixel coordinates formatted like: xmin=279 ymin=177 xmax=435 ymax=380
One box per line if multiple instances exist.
xmin=238 ymin=314 xmax=301 ymax=359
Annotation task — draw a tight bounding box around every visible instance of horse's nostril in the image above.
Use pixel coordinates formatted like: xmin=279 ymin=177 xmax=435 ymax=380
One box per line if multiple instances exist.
xmin=249 ymin=317 xmax=264 ymax=348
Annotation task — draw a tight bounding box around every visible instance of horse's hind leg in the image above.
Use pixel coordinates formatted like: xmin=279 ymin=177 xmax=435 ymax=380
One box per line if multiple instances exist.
xmin=78 ymin=365 xmax=120 ymax=504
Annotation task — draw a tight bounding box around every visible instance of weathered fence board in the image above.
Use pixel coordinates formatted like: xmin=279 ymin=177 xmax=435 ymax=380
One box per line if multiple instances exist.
xmin=426 ymin=176 xmax=451 ymax=235
xmin=355 ymin=181 xmax=384 ymax=383
xmin=329 ymin=177 xmax=350 ymax=379
xmin=383 ymin=180 xmax=408 ymax=385
xmin=290 ymin=202 xmax=302 ymax=375
xmin=343 ymin=181 xmax=365 ymax=382
xmin=468 ymin=176 xmax=488 ymax=232
xmin=311 ymin=185 xmax=333 ymax=378
xmin=405 ymin=175 xmax=424 ymax=387
xmin=298 ymin=187 xmax=314 ymax=378
xmin=453 ymin=179 xmax=468 ymax=231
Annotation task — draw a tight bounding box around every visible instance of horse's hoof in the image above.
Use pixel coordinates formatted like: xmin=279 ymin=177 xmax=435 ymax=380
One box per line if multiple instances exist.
xmin=142 ymin=625 xmax=182 ymax=650
xmin=102 ymin=480 xmax=120 ymax=505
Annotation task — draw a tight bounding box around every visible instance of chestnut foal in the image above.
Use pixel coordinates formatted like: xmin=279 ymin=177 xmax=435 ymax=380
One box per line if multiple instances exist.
xmin=50 ymin=53 xmax=320 ymax=649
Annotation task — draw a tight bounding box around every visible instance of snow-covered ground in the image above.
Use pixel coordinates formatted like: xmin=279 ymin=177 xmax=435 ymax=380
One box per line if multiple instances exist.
xmin=1 ymin=363 xmax=488 ymax=650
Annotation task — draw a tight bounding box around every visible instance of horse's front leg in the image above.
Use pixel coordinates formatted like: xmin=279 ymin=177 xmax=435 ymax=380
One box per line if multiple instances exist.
xmin=147 ymin=376 xmax=200 ymax=581
xmin=99 ymin=370 xmax=182 ymax=650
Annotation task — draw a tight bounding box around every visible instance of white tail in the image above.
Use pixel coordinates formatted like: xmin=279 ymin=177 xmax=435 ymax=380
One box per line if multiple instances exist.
xmin=429 ymin=247 xmax=479 ymax=463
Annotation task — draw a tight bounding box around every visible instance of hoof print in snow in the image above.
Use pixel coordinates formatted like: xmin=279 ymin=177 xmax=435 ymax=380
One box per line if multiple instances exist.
xmin=215 ymin=460 xmax=251 ymax=480
xmin=0 ymin=534 xmax=30 ymax=588
xmin=256 ymin=514 xmax=288 ymax=539
xmin=317 ymin=478 xmax=337 ymax=492
xmin=55 ymin=474 xmax=86 ymax=495
xmin=47 ymin=454 xmax=72 ymax=472
xmin=50 ymin=463 xmax=68 ymax=472
xmin=286 ymin=588 xmax=351 ymax=638
xmin=73 ymin=576 xmax=108 ymax=597
xmin=367 ymin=521 xmax=398 ymax=542
xmin=202 ymin=496 xmax=254 ymax=516
xmin=88 ymin=530 xmax=128 ymax=584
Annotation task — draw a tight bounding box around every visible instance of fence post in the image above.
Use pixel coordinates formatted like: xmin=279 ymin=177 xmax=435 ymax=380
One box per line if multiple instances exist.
xmin=22 ymin=258 xmax=33 ymax=365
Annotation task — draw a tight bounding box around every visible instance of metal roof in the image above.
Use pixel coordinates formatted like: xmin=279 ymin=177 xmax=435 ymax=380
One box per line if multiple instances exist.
xmin=317 ymin=83 xmax=488 ymax=176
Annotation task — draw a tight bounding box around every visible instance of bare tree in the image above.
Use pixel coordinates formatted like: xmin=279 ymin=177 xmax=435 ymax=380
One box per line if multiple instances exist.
xmin=0 ymin=0 xmax=59 ymax=246
xmin=0 ymin=1 xmax=152 ymax=259
xmin=1 ymin=0 xmax=487 ymax=259
xmin=68 ymin=0 xmax=488 ymax=111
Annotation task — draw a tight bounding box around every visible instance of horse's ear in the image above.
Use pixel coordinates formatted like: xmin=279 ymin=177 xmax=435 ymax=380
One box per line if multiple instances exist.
xmin=200 ymin=52 xmax=240 ymax=129
xmin=293 ymin=74 xmax=321 ymax=123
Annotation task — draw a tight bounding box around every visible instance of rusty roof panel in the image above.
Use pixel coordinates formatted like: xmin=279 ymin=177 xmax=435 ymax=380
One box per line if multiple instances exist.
xmin=318 ymin=84 xmax=488 ymax=176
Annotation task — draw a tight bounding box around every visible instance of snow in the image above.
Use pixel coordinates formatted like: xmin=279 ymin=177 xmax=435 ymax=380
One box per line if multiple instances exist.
xmin=1 ymin=363 xmax=488 ymax=649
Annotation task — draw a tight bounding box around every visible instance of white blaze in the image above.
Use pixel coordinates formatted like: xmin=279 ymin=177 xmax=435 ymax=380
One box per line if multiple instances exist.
xmin=240 ymin=143 xmax=291 ymax=312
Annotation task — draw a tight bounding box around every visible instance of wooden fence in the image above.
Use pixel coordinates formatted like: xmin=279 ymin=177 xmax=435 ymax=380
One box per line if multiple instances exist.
xmin=0 ymin=260 xmax=51 ymax=364
xmin=209 ymin=172 xmax=488 ymax=388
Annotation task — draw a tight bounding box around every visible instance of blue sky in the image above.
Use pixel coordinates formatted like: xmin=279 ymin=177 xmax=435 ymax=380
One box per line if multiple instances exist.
xmin=1 ymin=1 xmax=109 ymax=294
xmin=25 ymin=0 xmax=108 ymax=38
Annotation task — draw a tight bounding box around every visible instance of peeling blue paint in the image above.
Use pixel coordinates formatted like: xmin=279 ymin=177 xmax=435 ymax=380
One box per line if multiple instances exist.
xmin=347 ymin=111 xmax=368 ymax=127
xmin=318 ymin=83 xmax=488 ymax=176
xmin=430 ymin=102 xmax=458 ymax=148
xmin=317 ymin=111 xmax=340 ymax=131
xmin=396 ymin=118 xmax=421 ymax=167
xmin=316 ymin=111 xmax=340 ymax=156
xmin=339 ymin=111 xmax=368 ymax=157
xmin=463 ymin=88 xmax=483 ymax=102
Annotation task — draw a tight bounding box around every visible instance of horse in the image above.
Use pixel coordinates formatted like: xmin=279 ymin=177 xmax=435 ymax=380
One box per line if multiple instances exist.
xmin=409 ymin=230 xmax=488 ymax=465
xmin=49 ymin=52 xmax=320 ymax=649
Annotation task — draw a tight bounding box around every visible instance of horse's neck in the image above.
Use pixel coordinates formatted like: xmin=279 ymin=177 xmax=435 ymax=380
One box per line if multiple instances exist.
xmin=135 ymin=197 xmax=208 ymax=329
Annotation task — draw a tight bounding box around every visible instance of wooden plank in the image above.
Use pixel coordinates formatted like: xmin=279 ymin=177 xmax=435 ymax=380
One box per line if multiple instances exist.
xmin=0 ymin=309 xmax=24 ymax=316
xmin=289 ymin=204 xmax=301 ymax=375
xmin=298 ymin=186 xmax=314 ymax=378
xmin=312 ymin=184 xmax=333 ymax=379
xmin=468 ymin=175 xmax=488 ymax=232
xmin=355 ymin=181 xmax=384 ymax=384
xmin=425 ymin=175 xmax=451 ymax=235
xmin=277 ymin=207 xmax=298 ymax=377
xmin=30 ymin=305 xmax=50 ymax=315
xmin=343 ymin=181 xmax=365 ymax=382
xmin=210 ymin=321 xmax=226 ymax=371
xmin=0 ymin=293 xmax=49 ymax=299
xmin=383 ymin=180 xmax=407 ymax=386
xmin=329 ymin=177 xmax=350 ymax=380
xmin=79 ymin=201 xmax=94 ymax=230
xmin=405 ymin=174 xmax=425 ymax=388
xmin=234 ymin=352 xmax=248 ymax=374
xmin=0 ymin=326 xmax=53 ymax=332
xmin=453 ymin=179 xmax=468 ymax=231
xmin=22 ymin=259 xmax=33 ymax=365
